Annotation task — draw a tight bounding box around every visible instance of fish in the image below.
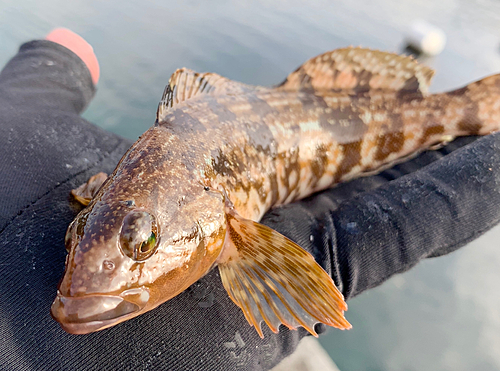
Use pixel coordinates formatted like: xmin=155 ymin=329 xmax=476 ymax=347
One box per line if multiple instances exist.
xmin=51 ymin=47 xmax=500 ymax=337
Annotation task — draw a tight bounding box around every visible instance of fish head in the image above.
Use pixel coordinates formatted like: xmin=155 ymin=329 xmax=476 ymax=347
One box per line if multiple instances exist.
xmin=51 ymin=175 xmax=227 ymax=334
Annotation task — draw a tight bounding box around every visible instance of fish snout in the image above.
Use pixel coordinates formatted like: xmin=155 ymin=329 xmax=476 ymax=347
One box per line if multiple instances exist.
xmin=51 ymin=288 xmax=150 ymax=334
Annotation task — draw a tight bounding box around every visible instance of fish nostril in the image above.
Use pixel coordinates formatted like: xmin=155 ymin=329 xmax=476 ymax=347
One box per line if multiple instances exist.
xmin=102 ymin=260 xmax=115 ymax=271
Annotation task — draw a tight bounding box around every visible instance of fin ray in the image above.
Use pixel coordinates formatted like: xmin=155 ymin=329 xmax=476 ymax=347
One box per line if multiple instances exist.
xmin=239 ymin=265 xmax=281 ymax=333
xmin=156 ymin=68 xmax=257 ymax=121
xmin=249 ymin=263 xmax=314 ymax=332
xmin=253 ymin=257 xmax=347 ymax=327
xmin=233 ymin=269 xmax=263 ymax=336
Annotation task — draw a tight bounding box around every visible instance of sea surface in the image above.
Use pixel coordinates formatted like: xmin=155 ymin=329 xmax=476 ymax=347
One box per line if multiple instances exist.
xmin=1 ymin=1 xmax=500 ymax=370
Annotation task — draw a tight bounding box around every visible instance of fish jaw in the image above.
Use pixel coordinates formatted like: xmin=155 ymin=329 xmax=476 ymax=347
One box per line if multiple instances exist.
xmin=50 ymin=287 xmax=150 ymax=334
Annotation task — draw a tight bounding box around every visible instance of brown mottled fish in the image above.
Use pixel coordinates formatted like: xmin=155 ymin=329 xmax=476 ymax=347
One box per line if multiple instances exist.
xmin=51 ymin=47 xmax=500 ymax=337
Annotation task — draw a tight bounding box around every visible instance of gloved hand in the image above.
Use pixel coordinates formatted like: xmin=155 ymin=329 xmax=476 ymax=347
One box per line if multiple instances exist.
xmin=0 ymin=30 xmax=499 ymax=371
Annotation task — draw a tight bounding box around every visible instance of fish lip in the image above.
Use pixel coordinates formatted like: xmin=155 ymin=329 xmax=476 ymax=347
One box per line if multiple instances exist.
xmin=51 ymin=289 xmax=149 ymax=335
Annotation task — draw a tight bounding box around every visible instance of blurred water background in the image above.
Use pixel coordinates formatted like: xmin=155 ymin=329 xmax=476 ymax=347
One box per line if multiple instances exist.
xmin=1 ymin=1 xmax=500 ymax=370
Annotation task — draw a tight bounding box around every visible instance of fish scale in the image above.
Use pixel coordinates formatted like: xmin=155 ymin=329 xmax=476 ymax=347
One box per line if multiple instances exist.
xmin=164 ymin=85 xmax=488 ymax=221
xmin=52 ymin=47 xmax=500 ymax=337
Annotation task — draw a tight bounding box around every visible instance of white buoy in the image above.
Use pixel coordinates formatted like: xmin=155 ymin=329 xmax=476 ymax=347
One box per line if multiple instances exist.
xmin=405 ymin=20 xmax=447 ymax=56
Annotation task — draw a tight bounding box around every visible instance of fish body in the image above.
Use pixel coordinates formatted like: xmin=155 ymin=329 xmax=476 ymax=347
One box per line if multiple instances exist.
xmin=51 ymin=47 xmax=500 ymax=336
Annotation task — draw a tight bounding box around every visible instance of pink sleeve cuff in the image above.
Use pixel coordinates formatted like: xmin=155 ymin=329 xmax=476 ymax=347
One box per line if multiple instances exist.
xmin=45 ymin=28 xmax=100 ymax=85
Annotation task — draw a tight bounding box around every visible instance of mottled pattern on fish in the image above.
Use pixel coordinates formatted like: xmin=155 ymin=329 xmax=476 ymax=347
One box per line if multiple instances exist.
xmin=157 ymin=50 xmax=500 ymax=222
xmin=52 ymin=47 xmax=500 ymax=337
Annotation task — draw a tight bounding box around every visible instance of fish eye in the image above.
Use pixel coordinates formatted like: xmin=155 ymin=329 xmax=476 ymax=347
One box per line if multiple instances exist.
xmin=120 ymin=211 xmax=159 ymax=261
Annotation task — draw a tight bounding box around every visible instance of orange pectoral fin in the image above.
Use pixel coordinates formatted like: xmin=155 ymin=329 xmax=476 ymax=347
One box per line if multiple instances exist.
xmin=217 ymin=206 xmax=351 ymax=338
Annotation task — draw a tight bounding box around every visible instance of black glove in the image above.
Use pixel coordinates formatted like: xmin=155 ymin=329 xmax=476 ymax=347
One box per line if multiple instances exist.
xmin=1 ymin=40 xmax=499 ymax=371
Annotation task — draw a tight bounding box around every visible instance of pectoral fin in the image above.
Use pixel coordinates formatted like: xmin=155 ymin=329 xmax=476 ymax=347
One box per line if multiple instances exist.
xmin=217 ymin=206 xmax=351 ymax=338
xmin=70 ymin=172 xmax=108 ymax=206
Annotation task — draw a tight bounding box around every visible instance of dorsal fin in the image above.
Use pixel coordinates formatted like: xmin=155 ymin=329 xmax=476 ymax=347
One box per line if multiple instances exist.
xmin=277 ymin=47 xmax=435 ymax=96
xmin=156 ymin=68 xmax=255 ymax=121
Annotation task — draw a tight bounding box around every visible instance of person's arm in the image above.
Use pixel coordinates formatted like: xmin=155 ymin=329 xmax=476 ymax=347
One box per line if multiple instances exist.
xmin=0 ymin=28 xmax=97 ymax=115
xmin=0 ymin=30 xmax=129 ymax=232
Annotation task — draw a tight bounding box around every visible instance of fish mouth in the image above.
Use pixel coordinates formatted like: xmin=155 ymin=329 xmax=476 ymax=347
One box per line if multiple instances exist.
xmin=50 ymin=289 xmax=149 ymax=334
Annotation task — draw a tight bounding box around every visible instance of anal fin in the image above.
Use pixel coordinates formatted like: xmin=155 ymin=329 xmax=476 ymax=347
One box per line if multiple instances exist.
xmin=217 ymin=204 xmax=351 ymax=338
